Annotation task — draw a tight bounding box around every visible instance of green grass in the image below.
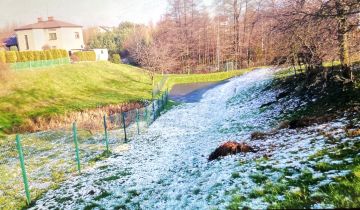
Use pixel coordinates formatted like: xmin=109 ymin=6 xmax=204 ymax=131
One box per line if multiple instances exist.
xmin=0 ymin=62 xmax=153 ymax=135
xmin=227 ymin=64 xmax=360 ymax=209
xmin=0 ymin=62 xmax=255 ymax=209
xmin=156 ymin=68 xmax=255 ymax=91
xmin=268 ymin=140 xmax=360 ymax=209
xmin=0 ymin=62 xmax=255 ymax=136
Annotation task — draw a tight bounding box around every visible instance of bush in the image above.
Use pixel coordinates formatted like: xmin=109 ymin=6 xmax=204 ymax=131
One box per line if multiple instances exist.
xmin=40 ymin=51 xmax=46 ymax=60
xmin=110 ymin=54 xmax=121 ymax=64
xmin=70 ymin=54 xmax=80 ymax=62
xmin=33 ymin=51 xmax=41 ymax=61
xmin=15 ymin=51 xmax=20 ymax=62
xmin=73 ymin=51 xmax=83 ymax=61
xmin=42 ymin=45 xmax=51 ymax=50
xmin=45 ymin=50 xmax=53 ymax=60
xmin=0 ymin=51 xmax=6 ymax=63
xmin=60 ymin=49 xmax=68 ymax=58
xmin=5 ymin=51 xmax=17 ymax=63
xmin=18 ymin=51 xmax=28 ymax=62
xmin=25 ymin=51 xmax=34 ymax=61
xmin=73 ymin=51 xmax=96 ymax=61
xmin=87 ymin=51 xmax=96 ymax=61
xmin=51 ymin=49 xmax=60 ymax=59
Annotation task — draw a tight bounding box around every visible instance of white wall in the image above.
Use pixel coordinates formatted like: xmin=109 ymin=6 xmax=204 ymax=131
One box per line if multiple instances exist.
xmin=59 ymin=27 xmax=84 ymax=51
xmin=16 ymin=30 xmax=34 ymax=51
xmin=32 ymin=29 xmax=46 ymax=50
xmin=93 ymin=49 xmax=109 ymax=61
xmin=16 ymin=27 xmax=85 ymax=52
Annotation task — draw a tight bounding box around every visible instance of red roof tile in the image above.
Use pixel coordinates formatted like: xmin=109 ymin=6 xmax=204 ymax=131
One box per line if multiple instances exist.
xmin=15 ymin=18 xmax=82 ymax=31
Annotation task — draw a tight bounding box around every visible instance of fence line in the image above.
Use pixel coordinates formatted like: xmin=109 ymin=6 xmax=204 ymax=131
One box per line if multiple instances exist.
xmin=6 ymin=90 xmax=169 ymax=208
xmin=11 ymin=58 xmax=70 ymax=70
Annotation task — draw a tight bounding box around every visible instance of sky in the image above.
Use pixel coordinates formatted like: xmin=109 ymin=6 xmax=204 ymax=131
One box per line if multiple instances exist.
xmin=0 ymin=0 xmax=170 ymax=28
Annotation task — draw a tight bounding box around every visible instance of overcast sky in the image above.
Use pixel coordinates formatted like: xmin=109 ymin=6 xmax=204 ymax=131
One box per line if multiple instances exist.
xmin=0 ymin=0 xmax=171 ymax=28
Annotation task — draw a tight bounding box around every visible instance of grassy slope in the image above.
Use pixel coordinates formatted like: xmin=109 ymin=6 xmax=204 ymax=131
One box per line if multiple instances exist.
xmin=0 ymin=62 xmax=153 ymax=134
xmin=228 ymin=67 xmax=360 ymax=209
xmin=0 ymin=63 xmax=254 ymax=209
xmin=0 ymin=62 xmax=254 ymax=135
xmin=156 ymin=67 xmax=255 ymax=91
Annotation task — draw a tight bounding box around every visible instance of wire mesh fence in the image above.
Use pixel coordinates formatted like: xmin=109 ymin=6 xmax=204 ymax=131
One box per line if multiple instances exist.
xmin=0 ymin=90 xmax=169 ymax=209
xmin=10 ymin=58 xmax=71 ymax=70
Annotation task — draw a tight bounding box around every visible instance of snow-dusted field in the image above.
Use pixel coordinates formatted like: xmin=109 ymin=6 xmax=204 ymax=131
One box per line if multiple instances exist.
xmin=29 ymin=68 xmax=359 ymax=209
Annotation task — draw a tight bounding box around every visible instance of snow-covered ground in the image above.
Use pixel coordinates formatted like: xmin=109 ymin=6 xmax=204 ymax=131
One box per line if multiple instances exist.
xmin=30 ymin=68 xmax=359 ymax=209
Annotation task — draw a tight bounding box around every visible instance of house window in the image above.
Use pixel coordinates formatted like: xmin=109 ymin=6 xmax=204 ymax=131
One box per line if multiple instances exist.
xmin=24 ymin=35 xmax=29 ymax=50
xmin=75 ymin=32 xmax=80 ymax=39
xmin=49 ymin=33 xmax=57 ymax=40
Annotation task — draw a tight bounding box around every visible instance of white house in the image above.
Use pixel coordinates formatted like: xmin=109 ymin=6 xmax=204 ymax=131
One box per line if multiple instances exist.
xmin=15 ymin=17 xmax=84 ymax=52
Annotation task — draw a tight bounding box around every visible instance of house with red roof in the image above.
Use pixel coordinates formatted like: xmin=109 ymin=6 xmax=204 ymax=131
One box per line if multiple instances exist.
xmin=15 ymin=17 xmax=84 ymax=52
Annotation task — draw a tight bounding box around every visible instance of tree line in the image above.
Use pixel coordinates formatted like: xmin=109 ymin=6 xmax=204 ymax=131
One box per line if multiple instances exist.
xmin=85 ymin=0 xmax=360 ymax=78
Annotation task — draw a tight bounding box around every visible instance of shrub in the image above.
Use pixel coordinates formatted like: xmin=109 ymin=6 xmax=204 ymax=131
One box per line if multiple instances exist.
xmin=42 ymin=44 xmax=51 ymax=50
xmin=60 ymin=49 xmax=68 ymax=58
xmin=70 ymin=54 xmax=80 ymax=62
xmin=33 ymin=51 xmax=41 ymax=61
xmin=0 ymin=51 xmax=6 ymax=63
xmin=88 ymin=51 xmax=96 ymax=61
xmin=50 ymin=49 xmax=58 ymax=59
xmin=73 ymin=51 xmax=96 ymax=61
xmin=45 ymin=50 xmax=53 ymax=60
xmin=40 ymin=51 xmax=46 ymax=60
xmin=15 ymin=51 xmax=20 ymax=62
xmin=5 ymin=51 xmax=17 ymax=63
xmin=25 ymin=51 xmax=34 ymax=61
xmin=110 ymin=54 xmax=121 ymax=64
xmin=18 ymin=51 xmax=28 ymax=62
xmin=73 ymin=51 xmax=83 ymax=61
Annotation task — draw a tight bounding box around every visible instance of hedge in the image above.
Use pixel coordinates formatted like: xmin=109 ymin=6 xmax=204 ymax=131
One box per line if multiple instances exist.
xmin=5 ymin=51 xmax=17 ymax=63
xmin=73 ymin=51 xmax=96 ymax=61
xmin=110 ymin=54 xmax=121 ymax=64
xmin=44 ymin=50 xmax=53 ymax=60
xmin=0 ymin=51 xmax=5 ymax=63
xmin=3 ymin=49 xmax=69 ymax=64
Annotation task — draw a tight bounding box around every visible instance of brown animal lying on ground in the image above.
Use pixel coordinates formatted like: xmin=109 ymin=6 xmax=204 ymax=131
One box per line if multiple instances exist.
xmin=208 ymin=141 xmax=256 ymax=161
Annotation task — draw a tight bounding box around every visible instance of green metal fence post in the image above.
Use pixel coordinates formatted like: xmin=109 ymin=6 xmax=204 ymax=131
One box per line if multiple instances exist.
xmin=167 ymin=89 xmax=169 ymax=101
xmin=157 ymin=99 xmax=161 ymax=116
xmin=103 ymin=115 xmax=109 ymax=152
xmin=72 ymin=122 xmax=81 ymax=174
xmin=152 ymin=101 xmax=156 ymax=122
xmin=122 ymin=112 xmax=128 ymax=142
xmin=144 ymin=106 xmax=148 ymax=127
xmin=15 ymin=135 xmax=31 ymax=205
xmin=136 ymin=109 xmax=140 ymax=135
xmin=162 ymin=93 xmax=165 ymax=109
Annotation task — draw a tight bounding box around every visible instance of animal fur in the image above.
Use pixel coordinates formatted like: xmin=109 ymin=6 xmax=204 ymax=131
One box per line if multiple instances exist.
xmin=208 ymin=141 xmax=256 ymax=161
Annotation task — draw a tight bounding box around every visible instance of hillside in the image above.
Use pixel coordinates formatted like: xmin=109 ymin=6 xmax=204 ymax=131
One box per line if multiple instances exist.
xmin=0 ymin=62 xmax=153 ymax=135
xmin=0 ymin=62 xmax=253 ymax=136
